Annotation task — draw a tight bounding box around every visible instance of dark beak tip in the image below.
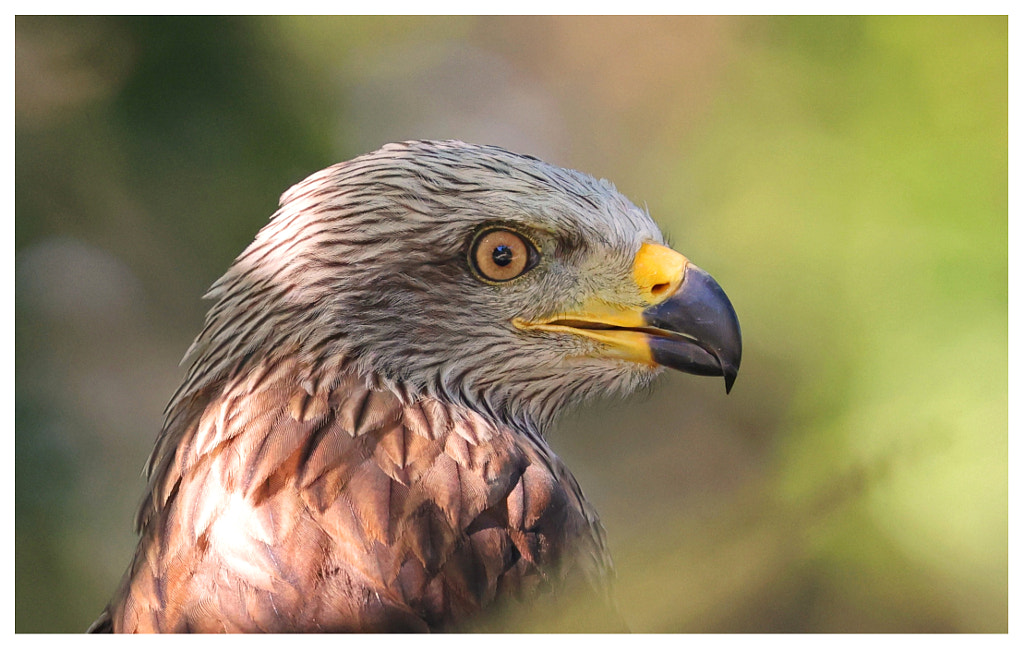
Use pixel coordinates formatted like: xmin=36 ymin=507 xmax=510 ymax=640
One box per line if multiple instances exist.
xmin=643 ymin=263 xmax=742 ymax=391
xmin=721 ymin=351 xmax=740 ymax=394
xmin=724 ymin=368 xmax=737 ymax=394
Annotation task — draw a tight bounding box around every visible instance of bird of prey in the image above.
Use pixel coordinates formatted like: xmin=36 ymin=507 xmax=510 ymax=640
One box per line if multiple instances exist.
xmin=90 ymin=140 xmax=741 ymax=633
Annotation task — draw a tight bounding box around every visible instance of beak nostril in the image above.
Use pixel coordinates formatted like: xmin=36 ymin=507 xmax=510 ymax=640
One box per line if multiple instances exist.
xmin=634 ymin=242 xmax=687 ymax=304
xmin=651 ymin=282 xmax=670 ymax=298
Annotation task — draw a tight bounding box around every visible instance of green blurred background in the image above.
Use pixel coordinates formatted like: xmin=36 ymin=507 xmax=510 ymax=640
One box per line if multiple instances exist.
xmin=15 ymin=16 xmax=1007 ymax=633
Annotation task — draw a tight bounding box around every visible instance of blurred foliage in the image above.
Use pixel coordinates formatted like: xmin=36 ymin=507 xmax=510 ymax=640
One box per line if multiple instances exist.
xmin=15 ymin=16 xmax=1006 ymax=633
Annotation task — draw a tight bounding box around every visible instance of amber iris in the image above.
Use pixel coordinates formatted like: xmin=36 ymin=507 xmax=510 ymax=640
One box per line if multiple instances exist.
xmin=471 ymin=229 xmax=536 ymax=282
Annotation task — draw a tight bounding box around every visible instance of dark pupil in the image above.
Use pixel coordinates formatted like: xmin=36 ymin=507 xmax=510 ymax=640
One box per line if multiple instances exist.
xmin=492 ymin=244 xmax=514 ymax=267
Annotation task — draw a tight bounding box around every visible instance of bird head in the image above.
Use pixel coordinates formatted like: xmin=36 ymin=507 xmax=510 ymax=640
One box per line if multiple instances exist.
xmin=182 ymin=140 xmax=741 ymax=434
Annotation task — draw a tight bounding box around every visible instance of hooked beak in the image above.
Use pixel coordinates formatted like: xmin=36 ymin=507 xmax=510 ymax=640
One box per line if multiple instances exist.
xmin=514 ymin=243 xmax=742 ymax=393
xmin=642 ymin=262 xmax=742 ymax=393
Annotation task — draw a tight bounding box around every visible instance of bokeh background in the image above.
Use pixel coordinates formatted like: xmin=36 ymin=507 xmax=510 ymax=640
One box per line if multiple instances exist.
xmin=15 ymin=16 xmax=1007 ymax=633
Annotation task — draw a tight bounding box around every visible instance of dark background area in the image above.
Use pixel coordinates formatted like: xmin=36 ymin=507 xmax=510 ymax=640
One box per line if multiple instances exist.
xmin=15 ymin=15 xmax=1007 ymax=632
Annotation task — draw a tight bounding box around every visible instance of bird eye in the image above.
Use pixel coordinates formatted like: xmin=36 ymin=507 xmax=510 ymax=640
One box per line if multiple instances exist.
xmin=470 ymin=228 xmax=539 ymax=283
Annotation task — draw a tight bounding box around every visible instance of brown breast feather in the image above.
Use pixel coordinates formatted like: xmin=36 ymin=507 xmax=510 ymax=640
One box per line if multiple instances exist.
xmin=100 ymin=359 xmax=616 ymax=632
